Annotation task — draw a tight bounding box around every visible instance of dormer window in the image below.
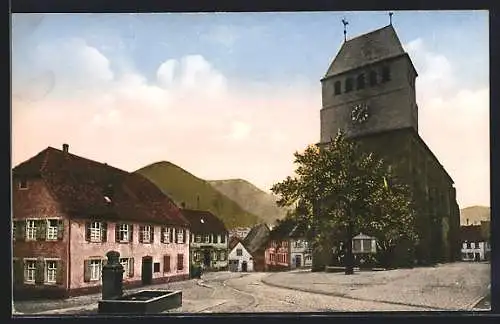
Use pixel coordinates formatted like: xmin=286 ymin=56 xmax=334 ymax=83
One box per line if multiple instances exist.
xmin=19 ymin=178 xmax=28 ymax=190
xmin=345 ymin=78 xmax=353 ymax=93
xmin=334 ymin=81 xmax=341 ymax=95
xmin=382 ymin=66 xmax=391 ymax=82
xmin=357 ymin=74 xmax=365 ymax=90
xmin=369 ymin=70 xmax=377 ymax=86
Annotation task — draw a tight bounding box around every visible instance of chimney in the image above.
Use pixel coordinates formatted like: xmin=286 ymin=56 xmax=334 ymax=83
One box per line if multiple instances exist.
xmin=62 ymin=143 xmax=69 ymax=153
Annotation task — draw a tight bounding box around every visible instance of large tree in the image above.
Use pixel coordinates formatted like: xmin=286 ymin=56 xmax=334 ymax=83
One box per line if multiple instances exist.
xmin=271 ymin=130 xmax=417 ymax=274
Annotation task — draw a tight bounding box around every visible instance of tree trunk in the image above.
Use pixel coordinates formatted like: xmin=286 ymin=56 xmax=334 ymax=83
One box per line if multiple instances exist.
xmin=344 ymin=219 xmax=354 ymax=275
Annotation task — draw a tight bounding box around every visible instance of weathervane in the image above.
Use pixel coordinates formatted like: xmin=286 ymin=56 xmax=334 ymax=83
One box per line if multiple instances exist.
xmin=342 ymin=18 xmax=349 ymax=42
xmin=389 ymin=12 xmax=394 ymax=25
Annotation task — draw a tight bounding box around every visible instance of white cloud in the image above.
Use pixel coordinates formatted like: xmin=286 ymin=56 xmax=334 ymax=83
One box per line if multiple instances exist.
xmin=404 ymin=38 xmax=489 ymax=208
xmin=12 ymin=38 xmax=319 ymax=194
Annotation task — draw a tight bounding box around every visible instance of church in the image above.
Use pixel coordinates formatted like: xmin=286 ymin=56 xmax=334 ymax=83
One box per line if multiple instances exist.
xmin=316 ymin=21 xmax=461 ymax=267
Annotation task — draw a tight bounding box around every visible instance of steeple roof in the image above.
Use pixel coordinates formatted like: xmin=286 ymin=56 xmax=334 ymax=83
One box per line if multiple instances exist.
xmin=324 ymin=25 xmax=408 ymax=78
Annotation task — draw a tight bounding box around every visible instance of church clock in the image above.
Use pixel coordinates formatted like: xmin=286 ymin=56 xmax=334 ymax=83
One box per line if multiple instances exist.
xmin=351 ymin=103 xmax=369 ymax=124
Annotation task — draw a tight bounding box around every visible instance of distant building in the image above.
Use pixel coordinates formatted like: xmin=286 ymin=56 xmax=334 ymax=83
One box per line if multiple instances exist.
xmin=228 ymin=236 xmax=253 ymax=272
xmin=182 ymin=209 xmax=229 ymax=271
xmin=265 ymin=219 xmax=312 ymax=271
xmin=242 ymin=223 xmax=271 ymax=272
xmin=460 ymin=225 xmax=490 ymax=262
xmin=229 ymin=227 xmax=252 ymax=240
xmin=12 ymin=144 xmax=190 ymax=299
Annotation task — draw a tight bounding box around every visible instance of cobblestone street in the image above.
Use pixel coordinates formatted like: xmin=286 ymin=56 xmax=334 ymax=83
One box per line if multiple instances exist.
xmin=13 ymin=262 xmax=490 ymax=315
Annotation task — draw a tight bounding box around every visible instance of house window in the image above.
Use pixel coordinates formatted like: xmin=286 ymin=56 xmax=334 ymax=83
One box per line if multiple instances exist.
xmin=221 ymin=235 xmax=226 ymax=244
xmin=177 ymin=229 xmax=184 ymax=243
xmin=466 ymin=242 xmax=471 ymax=249
xmin=154 ymin=262 xmax=160 ymax=273
xmin=45 ymin=260 xmax=57 ymax=283
xmin=353 ymin=240 xmax=362 ymax=252
xmin=382 ymin=66 xmax=391 ymax=82
xmin=294 ymin=241 xmax=303 ymax=248
xmin=334 ymin=81 xmax=341 ymax=95
xmin=118 ymin=224 xmax=130 ymax=242
xmin=219 ymin=251 xmax=226 ymax=261
xmin=177 ymin=254 xmax=184 ymax=271
xmin=19 ymin=178 xmax=28 ymax=190
xmin=345 ymin=78 xmax=353 ymax=92
xmin=90 ymin=260 xmax=102 ymax=281
xmin=362 ymin=239 xmax=372 ymax=252
xmin=90 ymin=222 xmax=102 ymax=242
xmin=26 ymin=220 xmax=37 ymax=241
xmin=212 ymin=251 xmax=218 ymax=261
xmin=369 ymin=70 xmax=377 ymax=86
xmin=195 ymin=235 xmax=202 ymax=243
xmin=204 ymin=235 xmax=210 ymax=243
xmin=193 ymin=251 xmax=201 ymax=262
xmin=141 ymin=225 xmax=152 ymax=243
xmin=357 ymin=74 xmax=365 ymax=90
xmin=306 ymin=255 xmax=312 ymax=261
xmin=120 ymin=258 xmax=130 ymax=276
xmin=12 ymin=222 xmax=16 ymax=241
xmin=47 ymin=220 xmax=58 ymax=240
xmin=236 ymin=249 xmax=243 ymax=256
xmin=24 ymin=260 xmax=36 ymax=283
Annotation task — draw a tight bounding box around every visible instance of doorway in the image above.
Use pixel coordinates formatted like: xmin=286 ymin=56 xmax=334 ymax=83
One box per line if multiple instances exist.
xmin=203 ymin=250 xmax=211 ymax=268
xmin=295 ymin=255 xmax=302 ymax=268
xmin=141 ymin=256 xmax=153 ymax=285
xmin=242 ymin=261 xmax=248 ymax=272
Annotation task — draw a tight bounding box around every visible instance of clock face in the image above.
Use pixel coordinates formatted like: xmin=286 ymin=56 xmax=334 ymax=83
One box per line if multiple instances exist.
xmin=351 ymin=103 xmax=369 ymax=124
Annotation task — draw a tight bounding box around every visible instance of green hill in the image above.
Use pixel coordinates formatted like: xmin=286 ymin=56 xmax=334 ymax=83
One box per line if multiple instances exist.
xmin=135 ymin=161 xmax=261 ymax=229
xmin=208 ymin=179 xmax=288 ymax=226
xmin=460 ymin=205 xmax=490 ymax=226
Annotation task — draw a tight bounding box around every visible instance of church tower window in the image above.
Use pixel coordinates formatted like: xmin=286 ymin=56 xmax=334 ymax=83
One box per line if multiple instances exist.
xmin=369 ymin=70 xmax=377 ymax=86
xmin=382 ymin=66 xmax=391 ymax=82
xmin=356 ymin=74 xmax=365 ymax=90
xmin=334 ymin=81 xmax=341 ymax=95
xmin=345 ymin=78 xmax=353 ymax=93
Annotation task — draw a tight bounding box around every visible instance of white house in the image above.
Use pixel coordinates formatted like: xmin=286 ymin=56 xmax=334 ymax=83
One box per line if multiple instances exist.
xmin=352 ymin=233 xmax=377 ymax=254
xmin=460 ymin=225 xmax=490 ymax=261
xmin=228 ymin=236 xmax=253 ymax=272
xmin=290 ymin=238 xmax=313 ymax=269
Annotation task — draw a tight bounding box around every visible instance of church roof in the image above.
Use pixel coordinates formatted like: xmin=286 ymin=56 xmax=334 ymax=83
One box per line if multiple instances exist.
xmin=324 ymin=25 xmax=408 ymax=78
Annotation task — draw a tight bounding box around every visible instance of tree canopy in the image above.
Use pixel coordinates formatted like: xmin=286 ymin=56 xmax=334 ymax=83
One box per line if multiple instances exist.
xmin=271 ymin=130 xmax=418 ymax=268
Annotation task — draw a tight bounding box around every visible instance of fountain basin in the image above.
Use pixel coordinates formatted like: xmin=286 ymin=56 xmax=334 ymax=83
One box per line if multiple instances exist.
xmin=98 ymin=290 xmax=182 ymax=314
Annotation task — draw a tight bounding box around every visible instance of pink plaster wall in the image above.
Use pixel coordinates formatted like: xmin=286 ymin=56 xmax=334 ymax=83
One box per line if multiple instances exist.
xmin=69 ymin=219 xmax=190 ymax=289
xmin=265 ymin=239 xmax=291 ymax=268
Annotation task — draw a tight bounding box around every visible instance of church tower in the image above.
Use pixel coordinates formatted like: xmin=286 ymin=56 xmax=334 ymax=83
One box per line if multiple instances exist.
xmin=320 ymin=25 xmax=419 ymax=142
xmin=317 ymin=22 xmax=461 ymax=268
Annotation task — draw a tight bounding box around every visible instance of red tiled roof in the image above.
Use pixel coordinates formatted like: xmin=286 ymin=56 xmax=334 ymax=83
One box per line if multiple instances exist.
xmin=229 ymin=235 xmax=242 ymax=250
xmin=181 ymin=209 xmax=228 ymax=235
xmin=460 ymin=225 xmax=485 ymax=242
xmin=13 ymin=146 xmax=189 ymax=226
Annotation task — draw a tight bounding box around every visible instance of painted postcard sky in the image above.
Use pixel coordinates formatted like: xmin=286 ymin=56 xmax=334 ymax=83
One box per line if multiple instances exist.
xmin=12 ymin=11 xmax=489 ymax=208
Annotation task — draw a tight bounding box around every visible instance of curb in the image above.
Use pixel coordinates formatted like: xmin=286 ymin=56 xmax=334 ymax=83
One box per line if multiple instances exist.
xmin=260 ymin=277 xmax=450 ymax=311
xmin=468 ymin=284 xmax=491 ymax=310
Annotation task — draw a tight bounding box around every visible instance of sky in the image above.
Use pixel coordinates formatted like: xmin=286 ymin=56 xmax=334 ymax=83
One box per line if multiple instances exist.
xmin=11 ymin=11 xmax=489 ymax=209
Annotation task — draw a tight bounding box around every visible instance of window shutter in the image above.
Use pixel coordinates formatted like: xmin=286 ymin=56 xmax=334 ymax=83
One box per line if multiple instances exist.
xmin=139 ymin=226 xmax=144 ymax=243
xmin=115 ymin=224 xmax=120 ymax=242
xmin=83 ymin=260 xmax=91 ymax=282
xmin=173 ymin=228 xmax=177 ymax=243
xmin=85 ymin=222 xmax=91 ymax=242
xmin=150 ymin=226 xmax=155 ymax=242
xmin=57 ymin=220 xmax=64 ymax=240
xmin=15 ymin=221 xmax=25 ymax=241
xmin=129 ymin=224 xmax=134 ymax=243
xmin=129 ymin=258 xmax=134 ymax=277
xmin=169 ymin=228 xmax=173 ymax=243
xmin=183 ymin=229 xmax=187 ymax=243
xmin=56 ymin=260 xmax=64 ymax=284
xmin=163 ymin=255 xmax=171 ymax=273
xmin=101 ymin=222 xmax=108 ymax=242
xmin=35 ymin=257 xmax=45 ymax=284
xmin=36 ymin=220 xmax=47 ymax=241
xmin=161 ymin=227 xmax=165 ymax=243
xmin=13 ymin=258 xmax=24 ymax=284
